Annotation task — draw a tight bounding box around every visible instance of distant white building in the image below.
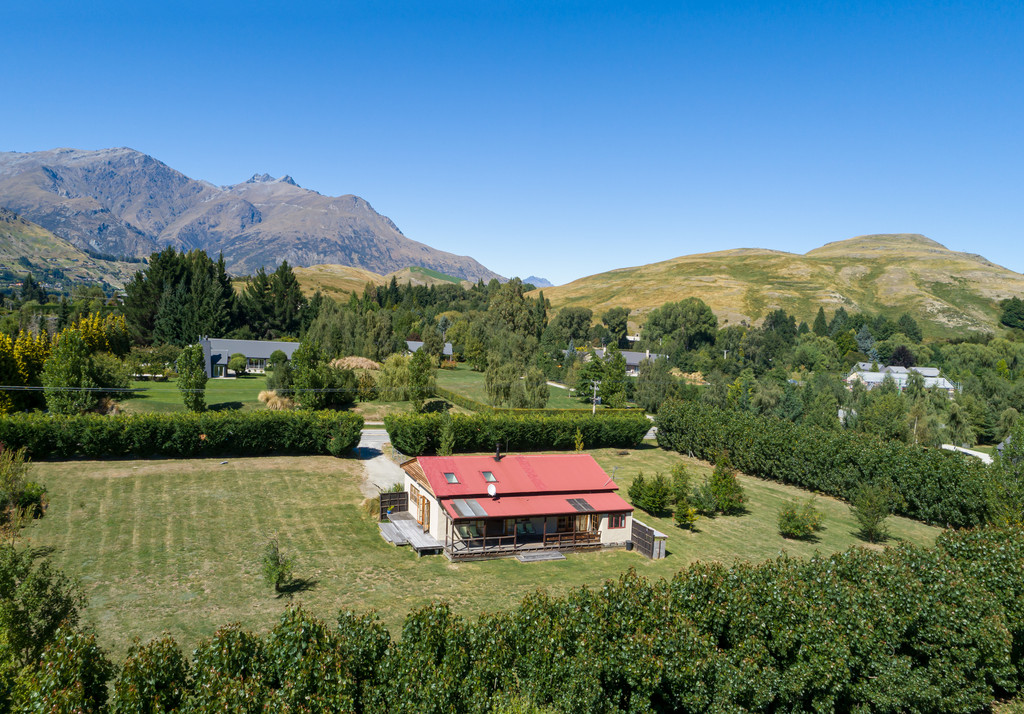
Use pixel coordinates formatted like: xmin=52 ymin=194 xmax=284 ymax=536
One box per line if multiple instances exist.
xmin=845 ymin=363 xmax=958 ymax=396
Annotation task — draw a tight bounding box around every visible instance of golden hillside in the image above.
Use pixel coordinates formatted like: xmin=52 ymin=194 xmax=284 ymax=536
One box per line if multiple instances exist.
xmin=292 ymin=264 xmax=471 ymax=297
xmin=530 ymin=234 xmax=1024 ymax=338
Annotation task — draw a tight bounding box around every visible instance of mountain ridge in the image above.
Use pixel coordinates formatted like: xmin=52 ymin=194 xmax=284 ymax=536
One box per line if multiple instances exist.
xmin=0 ymin=147 xmax=502 ymax=282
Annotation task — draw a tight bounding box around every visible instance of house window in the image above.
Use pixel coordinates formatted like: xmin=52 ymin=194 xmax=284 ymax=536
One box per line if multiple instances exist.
xmin=482 ymin=471 xmax=496 ymax=482
xmin=444 ymin=472 xmax=458 ymax=484
xmin=609 ymin=514 xmax=626 ymax=529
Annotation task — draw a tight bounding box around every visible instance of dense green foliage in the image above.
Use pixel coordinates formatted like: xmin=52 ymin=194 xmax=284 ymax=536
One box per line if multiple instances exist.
xmin=0 ymin=410 xmax=363 ymax=460
xmin=7 ymin=526 xmax=1024 ymax=712
xmin=383 ymin=412 xmax=650 ymax=455
xmin=176 ymin=343 xmax=207 ymax=412
xmin=656 ymin=399 xmax=996 ymax=528
xmin=777 ymin=497 xmax=824 ymax=539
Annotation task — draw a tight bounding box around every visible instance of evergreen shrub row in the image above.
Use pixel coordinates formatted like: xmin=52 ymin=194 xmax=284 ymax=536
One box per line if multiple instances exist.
xmin=26 ymin=526 xmax=1024 ymax=713
xmin=433 ymin=385 xmax=639 ymax=417
xmin=655 ymin=399 xmax=992 ymax=528
xmin=0 ymin=410 xmax=364 ymax=460
xmin=383 ymin=411 xmax=650 ymax=456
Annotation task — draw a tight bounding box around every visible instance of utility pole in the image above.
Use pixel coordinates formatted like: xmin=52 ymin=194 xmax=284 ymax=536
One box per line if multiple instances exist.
xmin=591 ymin=379 xmax=601 ymax=416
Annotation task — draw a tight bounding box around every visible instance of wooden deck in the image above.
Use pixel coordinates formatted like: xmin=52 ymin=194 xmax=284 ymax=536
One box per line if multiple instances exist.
xmin=379 ymin=511 xmax=444 ymax=555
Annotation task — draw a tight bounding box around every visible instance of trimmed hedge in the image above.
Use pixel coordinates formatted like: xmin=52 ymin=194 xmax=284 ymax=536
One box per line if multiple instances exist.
xmin=434 ymin=385 xmax=640 ymax=417
xmin=0 ymin=410 xmax=364 ymax=460
xmin=29 ymin=526 xmax=1024 ymax=713
xmin=655 ymin=399 xmax=992 ymax=528
xmin=384 ymin=412 xmax=651 ymax=456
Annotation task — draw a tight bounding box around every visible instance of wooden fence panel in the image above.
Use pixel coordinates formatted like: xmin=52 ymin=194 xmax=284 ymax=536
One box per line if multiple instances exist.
xmin=380 ymin=491 xmax=408 ymax=521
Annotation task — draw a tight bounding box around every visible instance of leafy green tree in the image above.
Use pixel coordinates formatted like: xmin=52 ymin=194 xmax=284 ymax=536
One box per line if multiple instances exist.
xmin=599 ymin=345 xmax=628 ymax=408
xmin=552 ymin=308 xmax=593 ymax=344
xmin=228 ymin=353 xmax=247 ymax=375
xmin=357 ymin=371 xmax=378 ymax=402
xmin=111 ymin=636 xmax=190 ymax=713
xmin=0 ymin=545 xmax=86 ymax=670
xmin=265 ymin=349 xmax=294 ymax=397
xmin=859 ymin=392 xmax=910 ymax=442
xmin=627 ymin=472 xmax=647 ymax=510
xmin=488 ymin=278 xmax=541 ymax=338
xmin=421 ymin=327 xmax=444 ymax=363
xmin=511 ymin=366 xmax=549 ymax=409
xmin=641 ymin=298 xmax=718 ymax=354
xmin=486 ymin=360 xmax=518 ymax=408
xmin=635 ymin=357 xmax=674 ymax=413
xmin=408 ymin=348 xmax=435 ymax=412
xmin=41 ymin=331 xmax=97 ymax=414
xmin=14 ymin=625 xmax=114 ymax=713
xmin=999 ymin=296 xmax=1024 ymax=330
xmin=377 ymin=355 xmax=411 ymax=401
xmin=291 ymin=344 xmax=356 ymax=410
xmin=602 ymin=307 xmax=630 ymax=347
xmin=176 ymin=343 xmax=208 ymax=412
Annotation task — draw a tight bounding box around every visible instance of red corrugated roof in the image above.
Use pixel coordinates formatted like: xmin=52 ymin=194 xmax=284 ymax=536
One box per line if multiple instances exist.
xmin=440 ymin=491 xmax=632 ymax=520
xmin=417 ymin=453 xmax=620 ymax=498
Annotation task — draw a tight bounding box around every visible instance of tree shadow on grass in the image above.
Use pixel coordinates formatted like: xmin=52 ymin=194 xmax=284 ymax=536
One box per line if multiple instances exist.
xmin=275 ymin=577 xmax=319 ymax=599
xmin=209 ymin=401 xmax=244 ymax=412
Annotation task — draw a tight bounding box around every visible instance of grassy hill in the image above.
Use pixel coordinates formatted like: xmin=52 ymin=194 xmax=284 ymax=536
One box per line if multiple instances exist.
xmin=0 ymin=207 xmax=141 ymax=289
xmin=531 ymin=234 xmax=1024 ymax=338
xmin=292 ymin=263 xmax=470 ymax=297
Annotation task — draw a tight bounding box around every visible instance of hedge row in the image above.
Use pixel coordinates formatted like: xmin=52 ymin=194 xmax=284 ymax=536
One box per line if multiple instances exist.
xmin=23 ymin=526 xmax=1024 ymax=713
xmin=434 ymin=385 xmax=640 ymax=417
xmin=0 ymin=410 xmax=364 ymax=460
xmin=655 ymin=399 xmax=992 ymax=528
xmin=383 ymin=412 xmax=651 ymax=456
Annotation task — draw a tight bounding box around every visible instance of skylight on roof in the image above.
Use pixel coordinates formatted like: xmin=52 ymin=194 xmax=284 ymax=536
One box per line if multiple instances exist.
xmin=482 ymin=471 xmax=496 ymax=482
xmin=444 ymin=472 xmax=459 ymax=484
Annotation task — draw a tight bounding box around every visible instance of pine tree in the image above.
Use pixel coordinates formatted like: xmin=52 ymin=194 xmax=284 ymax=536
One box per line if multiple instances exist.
xmin=812 ymin=307 xmax=828 ymax=337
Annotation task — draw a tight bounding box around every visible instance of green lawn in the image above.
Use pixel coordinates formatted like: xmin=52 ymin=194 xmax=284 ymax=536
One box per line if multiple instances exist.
xmin=436 ymin=363 xmax=587 ymax=409
xmin=120 ymin=375 xmax=270 ymax=413
xmin=24 ymin=444 xmax=940 ymax=657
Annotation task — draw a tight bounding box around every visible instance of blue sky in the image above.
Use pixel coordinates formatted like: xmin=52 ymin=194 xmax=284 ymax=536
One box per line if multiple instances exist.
xmin=2 ymin=1 xmax=1022 ymax=284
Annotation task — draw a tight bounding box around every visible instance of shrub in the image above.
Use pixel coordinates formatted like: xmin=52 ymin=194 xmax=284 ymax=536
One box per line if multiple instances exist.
xmin=777 ymin=497 xmax=824 ymax=539
xmin=851 ymin=483 xmax=893 ymax=543
xmin=111 ymin=636 xmax=190 ymax=713
xmin=709 ymin=452 xmax=746 ymax=515
xmin=671 ymin=463 xmax=698 ymax=529
xmin=261 ymin=538 xmax=294 ymax=594
xmin=691 ymin=480 xmax=719 ymax=517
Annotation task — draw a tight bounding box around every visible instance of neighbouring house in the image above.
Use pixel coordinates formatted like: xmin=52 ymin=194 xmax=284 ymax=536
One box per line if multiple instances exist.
xmin=590 ymin=348 xmax=668 ymax=377
xmin=845 ymin=363 xmax=958 ymax=396
xmin=198 ymin=337 xmax=300 ymax=378
xmin=393 ymin=452 xmax=633 ymax=560
xmin=405 ymin=340 xmax=453 ymax=358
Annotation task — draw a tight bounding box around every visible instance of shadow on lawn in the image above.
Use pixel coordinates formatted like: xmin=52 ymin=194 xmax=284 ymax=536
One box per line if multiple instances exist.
xmin=209 ymin=401 xmax=244 ymax=412
xmin=275 ymin=577 xmax=319 ymax=599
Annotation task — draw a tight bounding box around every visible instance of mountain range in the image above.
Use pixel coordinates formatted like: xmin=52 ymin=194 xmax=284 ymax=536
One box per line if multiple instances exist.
xmin=530 ymin=234 xmax=1024 ymax=338
xmin=0 ymin=147 xmax=502 ymax=281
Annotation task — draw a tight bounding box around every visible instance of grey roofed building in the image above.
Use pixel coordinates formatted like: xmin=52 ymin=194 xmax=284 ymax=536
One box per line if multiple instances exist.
xmin=406 ymin=340 xmax=453 ymax=357
xmin=591 ymin=348 xmax=668 ymax=377
xmin=845 ymin=363 xmax=957 ymax=395
xmin=199 ymin=337 xmax=301 ymax=378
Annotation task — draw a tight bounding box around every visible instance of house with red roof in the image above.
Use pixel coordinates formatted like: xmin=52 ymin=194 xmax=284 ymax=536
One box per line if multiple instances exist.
xmin=398 ymin=452 xmax=634 ymax=560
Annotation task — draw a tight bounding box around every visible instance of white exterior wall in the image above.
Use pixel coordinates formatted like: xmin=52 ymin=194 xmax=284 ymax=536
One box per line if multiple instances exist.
xmin=600 ymin=513 xmax=632 ymax=545
xmin=402 ymin=473 xmax=449 ymax=543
